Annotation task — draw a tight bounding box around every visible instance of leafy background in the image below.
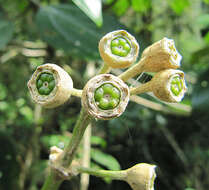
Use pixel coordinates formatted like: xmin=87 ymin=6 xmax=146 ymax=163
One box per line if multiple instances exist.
xmin=0 ymin=0 xmax=209 ymax=190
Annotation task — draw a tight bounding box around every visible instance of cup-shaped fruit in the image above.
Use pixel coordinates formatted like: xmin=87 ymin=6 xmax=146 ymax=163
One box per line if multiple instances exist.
xmin=141 ymin=37 xmax=182 ymax=72
xmin=130 ymin=69 xmax=187 ymax=103
xmin=125 ymin=163 xmax=157 ymax=190
xmin=151 ymin=69 xmax=187 ymax=102
xmin=99 ymin=30 xmax=139 ymax=68
xmin=82 ymin=74 xmax=130 ymax=120
xmin=28 ymin=63 xmax=73 ymax=108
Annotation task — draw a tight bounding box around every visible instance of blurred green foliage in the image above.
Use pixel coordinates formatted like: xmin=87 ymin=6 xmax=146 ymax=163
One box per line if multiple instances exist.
xmin=0 ymin=0 xmax=209 ymax=190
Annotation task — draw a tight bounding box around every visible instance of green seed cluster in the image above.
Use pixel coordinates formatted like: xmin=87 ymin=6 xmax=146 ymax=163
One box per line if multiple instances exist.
xmin=94 ymin=83 xmax=121 ymax=110
xmin=111 ymin=36 xmax=131 ymax=57
xmin=170 ymin=76 xmax=183 ymax=96
xmin=36 ymin=72 xmax=55 ymax=95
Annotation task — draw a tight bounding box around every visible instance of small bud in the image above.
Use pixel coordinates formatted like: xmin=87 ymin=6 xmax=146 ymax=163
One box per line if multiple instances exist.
xmin=49 ymin=146 xmax=63 ymax=163
xmin=141 ymin=37 xmax=182 ymax=72
xmin=27 ymin=63 xmax=73 ymax=108
xmin=82 ymin=74 xmax=130 ymax=120
xmin=99 ymin=30 xmax=139 ymax=68
xmin=125 ymin=163 xmax=157 ymax=190
xmin=152 ymin=69 xmax=187 ymax=102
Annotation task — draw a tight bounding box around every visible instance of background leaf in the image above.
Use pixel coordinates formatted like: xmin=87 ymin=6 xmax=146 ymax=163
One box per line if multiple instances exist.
xmin=112 ymin=0 xmax=129 ymax=16
xmin=196 ymin=14 xmax=209 ymax=29
xmin=91 ymin=148 xmax=121 ymax=170
xmin=36 ymin=4 xmax=125 ymax=60
xmin=131 ymin=0 xmax=151 ymax=13
xmin=72 ymin=0 xmax=103 ymax=27
xmin=192 ymin=68 xmax=209 ymax=112
xmin=0 ymin=20 xmax=14 ymax=49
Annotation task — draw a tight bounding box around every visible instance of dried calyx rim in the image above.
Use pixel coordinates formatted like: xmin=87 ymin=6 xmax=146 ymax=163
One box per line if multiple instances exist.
xmin=82 ymin=74 xmax=130 ymax=120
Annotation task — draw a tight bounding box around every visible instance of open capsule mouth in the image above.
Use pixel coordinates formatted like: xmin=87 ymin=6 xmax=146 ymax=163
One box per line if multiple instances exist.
xmin=170 ymin=75 xmax=184 ymax=96
xmin=36 ymin=72 xmax=55 ymax=95
xmin=111 ymin=36 xmax=131 ymax=57
xmin=94 ymin=83 xmax=121 ymax=110
xmin=163 ymin=38 xmax=182 ymax=67
xmin=82 ymin=74 xmax=130 ymax=120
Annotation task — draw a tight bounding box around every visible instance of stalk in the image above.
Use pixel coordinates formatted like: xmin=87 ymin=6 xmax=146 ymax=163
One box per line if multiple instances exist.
xmin=119 ymin=58 xmax=146 ymax=82
xmin=77 ymin=167 xmax=127 ymax=181
xmin=99 ymin=63 xmax=111 ymax=74
xmin=41 ymin=108 xmax=92 ymax=190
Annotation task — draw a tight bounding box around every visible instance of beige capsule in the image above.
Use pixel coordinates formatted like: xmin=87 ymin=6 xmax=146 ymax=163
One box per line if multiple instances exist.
xmin=82 ymin=74 xmax=130 ymax=120
xmin=99 ymin=30 xmax=139 ymax=68
xmin=125 ymin=163 xmax=157 ymax=190
xmin=27 ymin=63 xmax=73 ymax=108
xmin=119 ymin=38 xmax=182 ymax=82
xmin=130 ymin=69 xmax=187 ymax=103
xmin=141 ymin=37 xmax=182 ymax=72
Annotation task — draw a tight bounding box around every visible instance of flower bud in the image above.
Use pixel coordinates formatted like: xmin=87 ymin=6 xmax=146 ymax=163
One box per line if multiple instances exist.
xmin=125 ymin=163 xmax=157 ymax=190
xmin=27 ymin=63 xmax=73 ymax=108
xmin=141 ymin=37 xmax=182 ymax=72
xmin=82 ymin=74 xmax=130 ymax=120
xmin=49 ymin=146 xmax=63 ymax=163
xmin=152 ymin=69 xmax=187 ymax=102
xmin=99 ymin=30 xmax=139 ymax=68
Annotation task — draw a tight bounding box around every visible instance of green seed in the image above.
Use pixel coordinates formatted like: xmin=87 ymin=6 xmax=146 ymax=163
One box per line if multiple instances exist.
xmin=36 ymin=79 xmax=43 ymax=88
xmin=46 ymin=74 xmax=54 ymax=82
xmin=99 ymin=98 xmax=109 ymax=110
xmin=40 ymin=73 xmax=49 ymax=81
xmin=119 ymin=38 xmax=127 ymax=46
xmin=111 ymin=36 xmax=131 ymax=57
xmin=111 ymin=88 xmax=120 ymax=99
xmin=94 ymin=88 xmax=104 ymax=102
xmin=48 ymin=80 xmax=55 ymax=90
xmin=103 ymin=83 xmax=114 ymax=94
xmin=38 ymin=86 xmax=46 ymax=95
xmin=111 ymin=39 xmax=119 ymax=46
xmin=109 ymin=99 xmax=119 ymax=109
xmin=44 ymin=87 xmax=51 ymax=95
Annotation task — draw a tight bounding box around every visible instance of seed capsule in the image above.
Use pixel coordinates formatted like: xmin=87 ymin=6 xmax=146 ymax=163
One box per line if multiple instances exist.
xmin=82 ymin=74 xmax=130 ymax=120
xmin=28 ymin=63 xmax=73 ymax=108
xmin=141 ymin=37 xmax=182 ymax=72
xmin=99 ymin=30 xmax=139 ymax=68
xmin=125 ymin=163 xmax=157 ymax=190
xmin=130 ymin=69 xmax=187 ymax=103
xmin=152 ymin=69 xmax=187 ymax=102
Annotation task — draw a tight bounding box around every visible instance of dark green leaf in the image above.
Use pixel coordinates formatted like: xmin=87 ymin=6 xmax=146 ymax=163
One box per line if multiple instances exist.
xmin=192 ymin=68 xmax=209 ymax=112
xmin=36 ymin=4 xmax=125 ymax=60
xmin=72 ymin=0 xmax=103 ymax=27
xmin=91 ymin=148 xmax=121 ymax=170
xmin=41 ymin=135 xmax=70 ymax=149
xmin=0 ymin=20 xmax=14 ymax=49
xmin=91 ymin=136 xmax=107 ymax=148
